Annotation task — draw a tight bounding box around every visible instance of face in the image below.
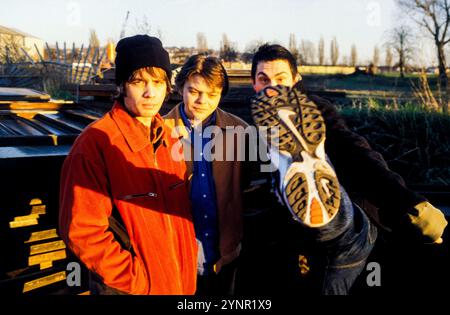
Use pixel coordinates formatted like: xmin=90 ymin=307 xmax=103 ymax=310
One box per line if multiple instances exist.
xmin=252 ymin=59 xmax=298 ymax=93
xmin=182 ymin=74 xmax=222 ymax=123
xmin=123 ymin=68 xmax=167 ymax=119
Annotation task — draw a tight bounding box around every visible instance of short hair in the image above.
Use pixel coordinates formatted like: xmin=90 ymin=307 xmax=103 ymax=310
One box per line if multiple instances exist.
xmin=175 ymin=54 xmax=229 ymax=96
xmin=115 ymin=66 xmax=172 ymax=101
xmin=251 ymin=44 xmax=298 ymax=81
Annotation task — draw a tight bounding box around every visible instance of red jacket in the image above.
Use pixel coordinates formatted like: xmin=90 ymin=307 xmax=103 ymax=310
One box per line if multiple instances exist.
xmin=59 ymin=102 xmax=197 ymax=295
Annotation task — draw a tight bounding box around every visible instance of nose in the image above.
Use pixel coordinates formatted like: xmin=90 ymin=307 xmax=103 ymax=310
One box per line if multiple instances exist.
xmin=196 ymin=92 xmax=206 ymax=104
xmin=269 ymin=79 xmax=278 ymax=87
xmin=143 ymin=82 xmax=156 ymax=98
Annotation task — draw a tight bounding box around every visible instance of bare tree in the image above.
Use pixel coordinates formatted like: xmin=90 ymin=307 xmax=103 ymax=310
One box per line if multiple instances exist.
xmin=373 ymin=45 xmax=380 ymax=66
xmin=386 ymin=46 xmax=394 ymax=68
xmin=242 ymin=40 xmax=264 ymax=63
xmin=289 ymin=33 xmax=300 ymax=64
xmin=134 ymin=15 xmax=152 ymax=35
xmin=386 ymin=25 xmax=414 ymax=78
xmin=299 ymin=40 xmax=316 ymax=65
xmin=89 ymin=29 xmax=100 ymax=59
xmin=342 ymin=56 xmax=349 ymax=66
xmin=156 ymin=28 xmax=164 ymax=41
xmin=318 ymin=36 xmax=325 ymax=65
xmin=120 ymin=11 xmax=130 ymax=39
xmin=397 ymin=0 xmax=450 ymax=112
xmin=220 ymin=33 xmax=238 ymax=62
xmin=132 ymin=15 xmax=163 ymax=41
xmin=350 ymin=44 xmax=358 ymax=66
xmin=197 ymin=32 xmax=208 ymax=53
xmin=330 ymin=37 xmax=339 ymax=66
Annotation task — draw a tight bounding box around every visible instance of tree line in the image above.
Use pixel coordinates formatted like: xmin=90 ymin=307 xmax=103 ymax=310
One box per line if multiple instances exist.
xmin=195 ymin=31 xmax=395 ymax=69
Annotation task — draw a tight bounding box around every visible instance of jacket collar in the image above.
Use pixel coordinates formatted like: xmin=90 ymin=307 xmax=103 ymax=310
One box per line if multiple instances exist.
xmin=110 ymin=101 xmax=167 ymax=152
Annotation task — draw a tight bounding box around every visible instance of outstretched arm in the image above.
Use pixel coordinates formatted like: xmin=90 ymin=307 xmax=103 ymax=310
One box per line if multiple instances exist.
xmin=309 ymin=94 xmax=447 ymax=243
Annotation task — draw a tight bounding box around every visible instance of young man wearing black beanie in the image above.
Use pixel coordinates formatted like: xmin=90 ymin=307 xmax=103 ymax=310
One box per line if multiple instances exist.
xmin=59 ymin=35 xmax=198 ymax=295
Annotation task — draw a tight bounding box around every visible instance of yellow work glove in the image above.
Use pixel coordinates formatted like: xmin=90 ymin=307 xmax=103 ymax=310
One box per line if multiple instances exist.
xmin=406 ymin=201 xmax=448 ymax=244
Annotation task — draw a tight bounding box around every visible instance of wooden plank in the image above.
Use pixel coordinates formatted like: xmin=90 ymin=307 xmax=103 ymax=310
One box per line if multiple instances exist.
xmin=25 ymin=229 xmax=59 ymax=244
xmin=28 ymin=249 xmax=66 ymax=267
xmin=0 ymin=101 xmax=75 ymax=111
xmin=22 ymin=271 xmax=66 ymax=293
xmin=34 ymin=43 xmax=46 ymax=67
xmin=80 ymin=44 xmax=91 ymax=83
xmin=56 ymin=42 xmax=60 ymax=62
xmin=31 ymin=205 xmax=46 ymax=215
xmin=61 ymin=83 xmax=116 ymax=97
xmin=9 ymin=218 xmax=38 ymax=228
xmin=45 ymin=42 xmax=52 ymax=61
xmin=73 ymin=44 xmax=84 ymax=83
xmin=63 ymin=42 xmax=67 ymax=64
xmin=91 ymin=47 xmax=107 ymax=82
xmin=29 ymin=198 xmax=42 ymax=205
xmin=69 ymin=42 xmax=75 ymax=83
xmin=30 ymin=240 xmax=66 ymax=255
xmin=20 ymin=47 xmax=35 ymax=65
xmin=84 ymin=47 xmax=99 ymax=84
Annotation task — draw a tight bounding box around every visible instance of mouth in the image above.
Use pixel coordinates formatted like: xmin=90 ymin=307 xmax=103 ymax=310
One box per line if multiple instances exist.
xmin=193 ymin=107 xmax=208 ymax=112
xmin=142 ymin=103 xmax=157 ymax=108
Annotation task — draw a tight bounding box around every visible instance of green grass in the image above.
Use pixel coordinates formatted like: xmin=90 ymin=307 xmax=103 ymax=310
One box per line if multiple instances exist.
xmin=303 ymin=73 xmax=441 ymax=95
xmin=378 ymin=72 xmax=439 ymax=79
xmin=339 ymin=102 xmax=450 ymax=185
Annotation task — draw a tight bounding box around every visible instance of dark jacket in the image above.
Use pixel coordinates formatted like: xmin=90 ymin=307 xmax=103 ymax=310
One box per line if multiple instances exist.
xmin=307 ymin=93 xmax=429 ymax=231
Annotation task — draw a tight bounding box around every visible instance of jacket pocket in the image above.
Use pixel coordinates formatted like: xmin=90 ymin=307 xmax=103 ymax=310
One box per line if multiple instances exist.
xmin=118 ymin=192 xmax=158 ymax=200
xmin=108 ymin=206 xmax=135 ymax=256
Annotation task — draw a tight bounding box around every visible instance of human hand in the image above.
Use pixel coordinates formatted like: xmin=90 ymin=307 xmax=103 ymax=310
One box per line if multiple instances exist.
xmin=406 ymin=201 xmax=447 ymax=244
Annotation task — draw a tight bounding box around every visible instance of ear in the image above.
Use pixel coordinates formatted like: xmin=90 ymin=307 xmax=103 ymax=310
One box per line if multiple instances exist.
xmin=295 ymin=73 xmax=302 ymax=83
xmin=251 ymin=78 xmax=257 ymax=90
xmin=177 ymin=84 xmax=184 ymax=97
xmin=120 ymin=83 xmax=127 ymax=97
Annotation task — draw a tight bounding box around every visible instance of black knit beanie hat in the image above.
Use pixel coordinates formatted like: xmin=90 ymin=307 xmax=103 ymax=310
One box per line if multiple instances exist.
xmin=115 ymin=35 xmax=171 ymax=85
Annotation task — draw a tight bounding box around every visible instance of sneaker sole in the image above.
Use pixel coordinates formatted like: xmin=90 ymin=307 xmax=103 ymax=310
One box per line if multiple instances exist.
xmin=251 ymin=85 xmax=341 ymax=227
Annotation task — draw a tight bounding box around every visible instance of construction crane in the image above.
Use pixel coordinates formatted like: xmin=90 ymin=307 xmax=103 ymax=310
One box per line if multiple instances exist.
xmin=119 ymin=11 xmax=130 ymax=39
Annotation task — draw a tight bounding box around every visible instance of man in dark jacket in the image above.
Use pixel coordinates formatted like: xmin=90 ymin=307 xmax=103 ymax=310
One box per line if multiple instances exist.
xmin=246 ymin=43 xmax=447 ymax=295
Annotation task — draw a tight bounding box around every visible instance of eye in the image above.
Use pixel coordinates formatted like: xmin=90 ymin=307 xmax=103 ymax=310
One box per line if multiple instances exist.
xmin=153 ymin=80 xmax=164 ymax=85
xmin=209 ymin=93 xmax=219 ymax=97
xmin=131 ymin=79 xmax=145 ymax=86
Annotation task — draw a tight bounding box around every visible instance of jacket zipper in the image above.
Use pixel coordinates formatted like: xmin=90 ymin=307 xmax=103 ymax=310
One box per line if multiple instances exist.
xmin=152 ymin=143 xmax=182 ymax=292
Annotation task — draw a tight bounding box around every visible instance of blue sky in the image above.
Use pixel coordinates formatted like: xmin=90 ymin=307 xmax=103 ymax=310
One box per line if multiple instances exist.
xmin=0 ymin=0 xmax=427 ymax=63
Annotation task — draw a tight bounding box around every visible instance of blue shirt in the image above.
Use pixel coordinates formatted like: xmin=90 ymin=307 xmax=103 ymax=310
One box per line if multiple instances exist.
xmin=179 ymin=104 xmax=220 ymax=275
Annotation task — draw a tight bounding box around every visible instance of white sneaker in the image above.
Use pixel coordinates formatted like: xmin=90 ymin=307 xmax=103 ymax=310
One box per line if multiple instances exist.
xmin=251 ymin=85 xmax=341 ymax=228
